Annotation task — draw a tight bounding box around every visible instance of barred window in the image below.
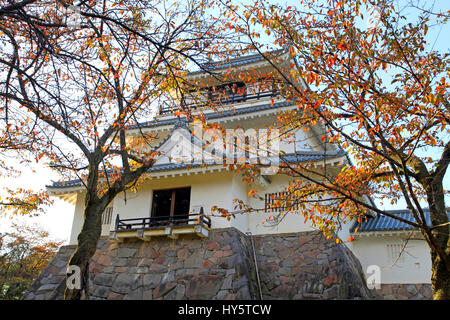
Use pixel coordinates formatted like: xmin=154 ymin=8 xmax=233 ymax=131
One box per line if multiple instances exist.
xmin=387 ymin=243 xmax=405 ymax=264
xmin=264 ymin=192 xmax=299 ymax=212
xmin=102 ymin=206 xmax=113 ymax=225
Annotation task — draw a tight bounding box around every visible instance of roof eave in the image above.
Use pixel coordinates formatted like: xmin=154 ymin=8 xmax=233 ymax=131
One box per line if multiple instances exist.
xmin=186 ymin=50 xmax=290 ymax=79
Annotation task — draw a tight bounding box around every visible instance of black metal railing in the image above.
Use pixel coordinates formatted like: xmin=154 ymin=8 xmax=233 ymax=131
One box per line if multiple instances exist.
xmin=158 ymin=89 xmax=278 ymax=115
xmin=114 ymin=211 xmax=211 ymax=232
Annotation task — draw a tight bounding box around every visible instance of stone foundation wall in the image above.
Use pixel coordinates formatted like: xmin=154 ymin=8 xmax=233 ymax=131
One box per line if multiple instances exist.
xmin=22 ymin=228 xmax=376 ymax=300
xmin=252 ymin=231 xmax=373 ymax=299
xmin=22 ymin=229 xmax=257 ymax=300
xmin=21 ymin=245 xmax=75 ymax=300
xmin=375 ymin=283 xmax=432 ymax=300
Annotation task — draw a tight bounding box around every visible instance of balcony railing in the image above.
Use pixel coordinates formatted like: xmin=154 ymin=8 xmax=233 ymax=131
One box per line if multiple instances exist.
xmin=158 ymin=88 xmax=278 ymax=115
xmin=114 ymin=212 xmax=211 ymax=232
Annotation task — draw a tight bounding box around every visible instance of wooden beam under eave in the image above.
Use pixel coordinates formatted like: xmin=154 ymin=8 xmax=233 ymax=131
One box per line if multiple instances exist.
xmin=168 ymin=233 xmax=178 ymax=240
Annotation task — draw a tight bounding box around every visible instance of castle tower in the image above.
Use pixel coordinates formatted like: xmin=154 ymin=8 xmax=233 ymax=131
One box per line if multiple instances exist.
xmin=24 ymin=52 xmax=375 ymax=300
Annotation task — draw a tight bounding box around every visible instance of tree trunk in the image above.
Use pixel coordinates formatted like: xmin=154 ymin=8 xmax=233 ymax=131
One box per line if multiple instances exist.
xmin=431 ymin=249 xmax=450 ymax=299
xmin=427 ymin=178 xmax=450 ymax=300
xmin=64 ymin=198 xmax=104 ymax=300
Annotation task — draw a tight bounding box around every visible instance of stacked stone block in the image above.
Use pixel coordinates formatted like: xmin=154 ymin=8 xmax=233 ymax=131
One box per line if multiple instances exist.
xmin=375 ymin=283 xmax=432 ymax=300
xmin=252 ymin=231 xmax=374 ymax=299
xmin=23 ymin=228 xmax=380 ymax=300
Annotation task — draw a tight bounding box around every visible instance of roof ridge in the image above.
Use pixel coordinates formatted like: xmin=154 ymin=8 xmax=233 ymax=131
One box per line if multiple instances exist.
xmin=129 ymin=100 xmax=291 ymax=130
xmin=47 ymin=151 xmax=345 ymax=190
xmin=191 ymin=49 xmax=287 ymax=74
xmin=350 ymin=209 xmax=450 ymax=233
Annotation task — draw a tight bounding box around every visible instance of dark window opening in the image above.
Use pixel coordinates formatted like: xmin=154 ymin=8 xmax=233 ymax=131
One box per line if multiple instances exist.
xmin=151 ymin=187 xmax=191 ymax=226
xmin=210 ymin=82 xmax=247 ymax=103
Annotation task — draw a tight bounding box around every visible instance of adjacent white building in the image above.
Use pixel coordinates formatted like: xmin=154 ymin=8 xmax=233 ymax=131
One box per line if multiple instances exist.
xmin=350 ymin=209 xmax=434 ymax=285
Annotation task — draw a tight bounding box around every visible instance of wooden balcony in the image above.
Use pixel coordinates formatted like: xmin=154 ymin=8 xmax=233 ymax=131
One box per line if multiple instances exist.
xmin=110 ymin=211 xmax=211 ymax=242
xmin=159 ymin=88 xmax=279 ymax=115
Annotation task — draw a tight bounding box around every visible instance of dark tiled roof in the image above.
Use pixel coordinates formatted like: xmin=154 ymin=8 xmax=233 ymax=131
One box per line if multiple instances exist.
xmin=281 ymin=150 xmax=346 ymax=162
xmin=131 ymin=50 xmax=289 ymax=131
xmin=49 ymin=179 xmax=84 ymax=188
xmin=350 ymin=209 xmax=450 ymax=232
xmin=48 ymin=163 xmax=200 ymax=189
xmin=129 ymin=101 xmax=291 ymax=130
xmin=189 ymin=50 xmax=285 ymax=75
xmin=47 ymin=150 xmax=346 ymax=189
xmin=193 ymin=55 xmax=265 ymax=74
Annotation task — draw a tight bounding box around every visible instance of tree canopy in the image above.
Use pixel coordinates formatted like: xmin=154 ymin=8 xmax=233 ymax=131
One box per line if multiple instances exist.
xmin=0 ymin=0 xmax=231 ymax=299
xmin=0 ymin=222 xmax=62 ymax=300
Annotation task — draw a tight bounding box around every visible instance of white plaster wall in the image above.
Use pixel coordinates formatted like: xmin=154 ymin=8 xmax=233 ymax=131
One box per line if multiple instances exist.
xmin=351 ymin=235 xmax=432 ymax=284
xmin=68 ymin=172 xmax=357 ymax=246
xmin=337 ymin=220 xmax=354 ymax=250
xmin=69 ymin=192 xmax=85 ymax=245
xmin=101 ymin=216 xmax=112 ymax=236
xmin=106 ymin=171 xmax=236 ymax=231
xmin=69 ymin=191 xmax=122 ymax=244
xmin=295 ymin=129 xmax=319 ymax=151
xmin=69 ymin=171 xmax=238 ymax=243
xmin=188 ymin=171 xmax=234 ymax=229
xmin=279 ymin=132 xmax=295 ymax=155
xmin=245 ymin=175 xmax=317 ymax=235
xmin=228 ymin=173 xmax=249 ymax=232
xmin=112 ymin=184 xmax=153 ymax=223
xmin=245 ymin=209 xmax=316 ymax=235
